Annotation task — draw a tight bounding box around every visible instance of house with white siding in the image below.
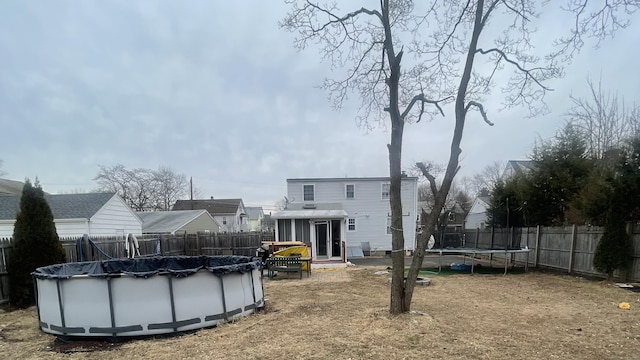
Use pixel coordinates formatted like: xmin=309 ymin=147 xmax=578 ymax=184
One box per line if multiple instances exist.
xmin=465 ymin=196 xmax=490 ymax=230
xmin=271 ymin=177 xmax=418 ymax=261
xmin=245 ymin=207 xmax=264 ymax=232
xmin=0 ymin=193 xmax=142 ymax=238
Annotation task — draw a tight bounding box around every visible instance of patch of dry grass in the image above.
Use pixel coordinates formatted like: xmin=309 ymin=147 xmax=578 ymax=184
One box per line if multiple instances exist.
xmin=1 ymin=267 xmax=639 ymax=359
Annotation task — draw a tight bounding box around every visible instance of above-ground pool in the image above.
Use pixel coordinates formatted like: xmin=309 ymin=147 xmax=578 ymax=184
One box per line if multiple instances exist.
xmin=32 ymin=256 xmax=264 ymax=337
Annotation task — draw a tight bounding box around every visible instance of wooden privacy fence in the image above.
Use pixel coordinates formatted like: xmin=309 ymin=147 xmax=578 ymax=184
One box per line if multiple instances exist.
xmin=0 ymin=232 xmax=270 ymax=304
xmin=60 ymin=232 xmax=269 ymax=262
xmin=464 ymin=225 xmax=640 ymax=282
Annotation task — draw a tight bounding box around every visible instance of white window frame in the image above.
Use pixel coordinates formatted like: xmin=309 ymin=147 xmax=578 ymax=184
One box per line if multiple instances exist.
xmin=381 ymin=183 xmax=390 ymax=200
xmin=386 ymin=216 xmax=392 ymax=234
xmin=222 ymin=217 xmax=227 ymax=225
xmin=303 ymin=184 xmax=315 ymax=201
xmin=347 ymin=218 xmax=356 ymax=232
xmin=345 ymin=184 xmax=355 ymax=199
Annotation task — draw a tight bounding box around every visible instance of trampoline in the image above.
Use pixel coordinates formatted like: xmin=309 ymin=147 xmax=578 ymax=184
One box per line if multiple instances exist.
xmin=425 ymin=248 xmax=530 ymax=275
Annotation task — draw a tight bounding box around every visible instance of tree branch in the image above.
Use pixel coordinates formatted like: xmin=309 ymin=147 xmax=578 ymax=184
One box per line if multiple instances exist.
xmin=476 ymin=47 xmax=554 ymax=91
xmin=465 ymin=101 xmax=494 ymax=126
xmin=416 ymin=162 xmax=439 ymax=196
xmin=400 ymin=94 xmax=450 ymax=122
xmin=305 ymin=1 xmax=383 ymax=32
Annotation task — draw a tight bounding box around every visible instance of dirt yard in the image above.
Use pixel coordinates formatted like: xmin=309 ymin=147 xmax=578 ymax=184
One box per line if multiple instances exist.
xmin=1 ymin=266 xmax=639 ymax=359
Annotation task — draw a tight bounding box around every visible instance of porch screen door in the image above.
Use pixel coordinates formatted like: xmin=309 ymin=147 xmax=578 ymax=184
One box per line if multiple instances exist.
xmin=315 ymin=222 xmax=328 ymax=257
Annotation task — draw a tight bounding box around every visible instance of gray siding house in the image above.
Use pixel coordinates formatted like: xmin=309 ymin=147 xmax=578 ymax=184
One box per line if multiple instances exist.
xmin=272 ymin=177 xmax=418 ymax=261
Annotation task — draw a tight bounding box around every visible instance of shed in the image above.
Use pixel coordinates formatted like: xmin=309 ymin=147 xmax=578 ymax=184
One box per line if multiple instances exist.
xmin=137 ymin=210 xmax=219 ymax=234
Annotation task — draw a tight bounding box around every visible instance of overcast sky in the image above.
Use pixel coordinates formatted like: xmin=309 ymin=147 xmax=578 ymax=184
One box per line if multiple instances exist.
xmin=1 ymin=1 xmax=638 ymax=212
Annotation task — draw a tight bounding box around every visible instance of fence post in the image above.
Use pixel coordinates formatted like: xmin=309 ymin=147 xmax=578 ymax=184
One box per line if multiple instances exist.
xmin=525 ymin=227 xmax=530 ymax=266
xmin=80 ymin=234 xmax=89 ymax=262
xmin=489 ymin=227 xmax=495 ymax=266
xmin=534 ymin=225 xmax=541 ymax=268
xmin=474 ymin=228 xmax=479 ymax=248
xmin=568 ymin=225 xmax=577 ymax=274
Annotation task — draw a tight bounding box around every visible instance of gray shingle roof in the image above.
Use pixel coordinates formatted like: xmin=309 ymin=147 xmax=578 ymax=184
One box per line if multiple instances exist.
xmin=0 ymin=179 xmax=25 ymax=195
xmin=137 ymin=210 xmax=214 ymax=233
xmin=0 ymin=193 xmax=116 ymax=220
xmin=172 ymin=199 xmax=243 ymax=215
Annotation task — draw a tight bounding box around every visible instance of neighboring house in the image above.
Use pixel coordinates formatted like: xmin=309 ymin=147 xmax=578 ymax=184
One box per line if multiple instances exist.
xmin=0 ymin=179 xmax=25 ymax=195
xmin=245 ymin=206 xmax=264 ymax=232
xmin=0 ymin=193 xmax=142 ymax=238
xmin=137 ymin=210 xmax=219 ymax=235
xmin=502 ymin=160 xmax=536 ymax=179
xmin=464 ymin=196 xmax=490 ymax=230
xmin=416 ymin=201 xmax=466 ymax=230
xmin=271 ymin=177 xmax=418 ymax=261
xmin=172 ymin=198 xmax=248 ymax=232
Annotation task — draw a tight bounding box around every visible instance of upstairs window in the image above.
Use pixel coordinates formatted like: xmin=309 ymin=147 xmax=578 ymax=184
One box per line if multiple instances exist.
xmin=381 ymin=183 xmax=390 ymax=200
xmin=222 ymin=217 xmax=227 ymax=225
xmin=303 ymin=184 xmax=315 ymax=201
xmin=345 ymin=184 xmax=355 ymax=199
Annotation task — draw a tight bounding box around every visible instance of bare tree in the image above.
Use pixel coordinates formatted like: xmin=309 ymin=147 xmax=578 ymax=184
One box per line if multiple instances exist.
xmin=461 ymin=161 xmax=506 ymax=197
xmin=0 ymin=159 xmax=7 ymax=177
xmin=94 ymin=164 xmax=189 ymax=211
xmin=283 ymin=0 xmax=638 ymax=314
xmin=152 ymin=166 xmax=189 ymax=211
xmin=566 ymin=76 xmax=640 ymax=159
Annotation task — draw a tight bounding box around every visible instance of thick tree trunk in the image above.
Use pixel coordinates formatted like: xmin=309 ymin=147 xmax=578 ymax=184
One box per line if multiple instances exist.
xmin=389 ymin=115 xmax=405 ymax=314
xmin=382 ymin=0 xmax=409 ymax=315
xmin=387 ymin=55 xmax=407 ymax=313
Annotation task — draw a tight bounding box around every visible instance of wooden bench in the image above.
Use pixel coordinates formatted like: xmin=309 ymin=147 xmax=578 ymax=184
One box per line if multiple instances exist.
xmin=266 ymin=256 xmax=303 ymax=279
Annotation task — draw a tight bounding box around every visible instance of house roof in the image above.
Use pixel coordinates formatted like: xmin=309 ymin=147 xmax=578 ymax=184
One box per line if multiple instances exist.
xmin=245 ymin=206 xmax=263 ymax=220
xmin=478 ymin=196 xmax=490 ymax=205
xmin=137 ymin=210 xmax=216 ymax=234
xmin=172 ymin=198 xmax=244 ymax=215
xmin=0 ymin=192 xmax=116 ymax=220
xmin=506 ymin=160 xmax=536 ymax=176
xmin=0 ymin=179 xmax=25 ymax=195
xmin=272 ymin=203 xmax=348 ymax=219
xmin=287 ymin=176 xmax=418 ymax=182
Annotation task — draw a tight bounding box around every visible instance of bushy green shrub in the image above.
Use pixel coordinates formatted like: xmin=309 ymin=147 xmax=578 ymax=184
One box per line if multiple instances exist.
xmin=8 ymin=179 xmax=66 ymax=308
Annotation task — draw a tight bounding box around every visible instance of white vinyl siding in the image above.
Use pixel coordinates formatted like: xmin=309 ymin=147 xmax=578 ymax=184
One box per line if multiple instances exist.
xmin=381 ymin=183 xmax=390 ymax=200
xmin=347 ymin=218 xmax=356 ymax=231
xmin=345 ymin=184 xmax=355 ymax=199
xmin=89 ymin=196 xmax=142 ymax=236
xmin=303 ymin=184 xmax=315 ymax=201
